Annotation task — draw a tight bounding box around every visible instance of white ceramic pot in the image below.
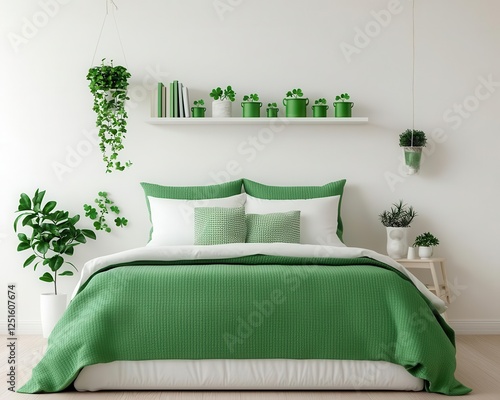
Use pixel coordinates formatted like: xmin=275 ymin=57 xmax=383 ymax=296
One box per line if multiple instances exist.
xmin=418 ymin=246 xmax=433 ymax=259
xmin=386 ymin=227 xmax=409 ymax=259
xmin=40 ymin=293 xmax=67 ymax=338
xmin=407 ymin=246 xmax=418 ymax=260
xmin=212 ymin=99 xmax=232 ymax=118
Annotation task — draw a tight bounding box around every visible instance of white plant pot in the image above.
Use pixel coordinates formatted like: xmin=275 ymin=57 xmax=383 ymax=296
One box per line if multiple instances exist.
xmin=418 ymin=246 xmax=433 ymax=259
xmin=407 ymin=246 xmax=418 ymax=260
xmin=386 ymin=227 xmax=409 ymax=259
xmin=212 ymin=99 xmax=232 ymax=118
xmin=40 ymin=293 xmax=67 ymax=338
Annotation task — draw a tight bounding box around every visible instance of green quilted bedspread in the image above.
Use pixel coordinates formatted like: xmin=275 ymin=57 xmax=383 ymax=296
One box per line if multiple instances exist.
xmin=19 ymin=255 xmax=471 ymax=395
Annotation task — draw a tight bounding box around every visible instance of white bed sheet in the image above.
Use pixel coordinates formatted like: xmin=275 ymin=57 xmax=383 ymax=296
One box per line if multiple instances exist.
xmin=75 ymin=359 xmax=424 ymax=392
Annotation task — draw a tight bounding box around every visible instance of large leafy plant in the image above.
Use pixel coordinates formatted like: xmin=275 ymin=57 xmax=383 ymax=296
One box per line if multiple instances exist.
xmin=14 ymin=190 xmax=96 ymax=295
xmin=379 ymin=200 xmax=417 ymax=228
xmin=87 ymin=58 xmax=132 ymax=173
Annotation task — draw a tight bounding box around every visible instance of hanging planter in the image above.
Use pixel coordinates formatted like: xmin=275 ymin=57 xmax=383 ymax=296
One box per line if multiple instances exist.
xmin=312 ymin=98 xmax=329 ymax=117
xmin=210 ymin=85 xmax=236 ymax=118
xmin=399 ymin=129 xmax=427 ymax=175
xmin=333 ymin=93 xmax=353 ymax=117
xmin=87 ymin=59 xmax=132 ymax=173
xmin=241 ymin=93 xmax=262 ymax=117
xmin=283 ymin=88 xmax=309 ymax=117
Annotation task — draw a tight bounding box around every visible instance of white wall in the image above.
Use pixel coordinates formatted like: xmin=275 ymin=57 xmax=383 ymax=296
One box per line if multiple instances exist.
xmin=1 ymin=0 xmax=499 ymax=333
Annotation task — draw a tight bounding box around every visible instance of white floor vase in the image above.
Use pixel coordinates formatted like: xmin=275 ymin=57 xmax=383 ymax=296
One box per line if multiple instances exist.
xmin=40 ymin=293 xmax=67 ymax=338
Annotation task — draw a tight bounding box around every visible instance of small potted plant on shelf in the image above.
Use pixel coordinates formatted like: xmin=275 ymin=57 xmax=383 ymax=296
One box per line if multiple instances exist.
xmin=283 ymin=88 xmax=309 ymax=117
xmin=312 ymin=98 xmax=329 ymax=117
xmin=87 ymin=58 xmax=132 ymax=173
xmin=379 ymin=200 xmax=417 ymax=259
xmin=210 ymin=85 xmax=236 ymax=118
xmin=241 ymin=93 xmax=262 ymax=117
xmin=14 ymin=189 xmax=96 ymax=337
xmin=399 ymin=129 xmax=427 ymax=175
xmin=191 ymin=99 xmax=206 ymax=118
xmin=413 ymin=232 xmax=439 ymax=259
xmin=266 ymin=102 xmax=279 ymax=118
xmin=333 ymin=93 xmax=354 ymax=117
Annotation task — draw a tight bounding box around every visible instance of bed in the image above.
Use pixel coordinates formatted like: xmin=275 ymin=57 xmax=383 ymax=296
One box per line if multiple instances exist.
xmin=18 ymin=179 xmax=471 ymax=395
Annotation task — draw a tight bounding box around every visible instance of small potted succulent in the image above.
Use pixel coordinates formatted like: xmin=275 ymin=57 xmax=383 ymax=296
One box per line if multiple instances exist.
xmin=86 ymin=58 xmax=132 ymax=173
xmin=333 ymin=93 xmax=353 ymax=118
xmin=283 ymin=88 xmax=309 ymax=117
xmin=241 ymin=93 xmax=262 ymax=117
xmin=399 ymin=129 xmax=427 ymax=175
xmin=210 ymin=85 xmax=236 ymax=118
xmin=413 ymin=232 xmax=439 ymax=259
xmin=312 ymin=98 xmax=329 ymax=117
xmin=191 ymin=99 xmax=206 ymax=118
xmin=266 ymin=102 xmax=279 ymax=118
xmin=379 ymin=200 xmax=418 ymax=259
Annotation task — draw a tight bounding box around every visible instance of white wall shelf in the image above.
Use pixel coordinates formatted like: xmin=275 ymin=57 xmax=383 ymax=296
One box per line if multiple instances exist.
xmin=147 ymin=117 xmax=369 ymax=126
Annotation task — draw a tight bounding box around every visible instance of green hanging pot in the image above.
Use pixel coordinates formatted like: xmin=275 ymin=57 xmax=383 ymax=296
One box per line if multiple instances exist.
xmin=312 ymin=104 xmax=329 ymax=118
xmin=334 ymin=101 xmax=354 ymax=117
xmin=191 ymin=107 xmax=206 ymax=118
xmin=403 ymin=147 xmax=423 ymax=175
xmin=266 ymin=108 xmax=279 ymax=118
xmin=283 ymin=98 xmax=309 ymax=117
xmin=241 ymin=101 xmax=262 ymax=117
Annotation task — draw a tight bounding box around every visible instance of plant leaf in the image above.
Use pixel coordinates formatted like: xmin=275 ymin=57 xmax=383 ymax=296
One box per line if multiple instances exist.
xmin=82 ymin=229 xmax=97 ymax=240
xmin=39 ymin=273 xmax=54 ymax=283
xmin=23 ymin=254 xmax=37 ymax=268
xmin=17 ymin=242 xmax=31 ymax=252
xmin=59 ymin=271 xmax=74 ymax=277
xmin=42 ymin=201 xmax=57 ymax=214
xmin=18 ymin=193 xmax=32 ymax=211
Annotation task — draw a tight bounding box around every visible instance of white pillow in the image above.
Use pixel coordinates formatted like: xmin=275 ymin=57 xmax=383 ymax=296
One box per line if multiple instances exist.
xmin=147 ymin=193 xmax=247 ymax=246
xmin=245 ymin=194 xmax=344 ymax=247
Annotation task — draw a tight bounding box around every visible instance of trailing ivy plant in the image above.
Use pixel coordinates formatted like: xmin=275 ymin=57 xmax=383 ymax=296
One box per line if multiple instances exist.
xmin=83 ymin=191 xmax=128 ymax=233
xmin=87 ymin=58 xmax=132 ymax=173
xmin=286 ymin=88 xmax=303 ymax=98
xmin=14 ymin=189 xmax=96 ymax=295
xmin=209 ymin=85 xmax=236 ymax=102
xmin=243 ymin=93 xmax=259 ymax=102
xmin=335 ymin=93 xmax=350 ymax=102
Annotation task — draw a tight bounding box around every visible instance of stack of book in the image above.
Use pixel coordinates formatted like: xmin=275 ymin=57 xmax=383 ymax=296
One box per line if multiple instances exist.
xmin=151 ymin=80 xmax=191 ymax=118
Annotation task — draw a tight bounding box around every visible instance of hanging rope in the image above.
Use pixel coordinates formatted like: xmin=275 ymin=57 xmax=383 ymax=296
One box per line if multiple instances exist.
xmin=90 ymin=0 xmax=128 ymax=67
xmin=411 ymin=0 xmax=415 ymax=146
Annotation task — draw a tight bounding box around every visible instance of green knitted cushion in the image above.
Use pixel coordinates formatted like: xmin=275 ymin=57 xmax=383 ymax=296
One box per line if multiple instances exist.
xmin=246 ymin=211 xmax=301 ymax=243
xmin=194 ymin=206 xmax=247 ymax=245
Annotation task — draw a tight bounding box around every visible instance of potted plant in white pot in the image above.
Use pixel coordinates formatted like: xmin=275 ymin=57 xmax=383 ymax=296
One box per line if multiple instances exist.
xmin=379 ymin=200 xmax=417 ymax=259
xmin=399 ymin=129 xmax=427 ymax=175
xmin=210 ymin=85 xmax=236 ymax=117
xmin=14 ymin=189 xmax=96 ymax=337
xmin=413 ymin=232 xmax=439 ymax=259
xmin=87 ymin=58 xmax=132 ymax=173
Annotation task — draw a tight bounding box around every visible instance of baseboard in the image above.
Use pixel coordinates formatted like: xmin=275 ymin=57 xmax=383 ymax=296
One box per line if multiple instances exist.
xmin=448 ymin=320 xmax=500 ymax=335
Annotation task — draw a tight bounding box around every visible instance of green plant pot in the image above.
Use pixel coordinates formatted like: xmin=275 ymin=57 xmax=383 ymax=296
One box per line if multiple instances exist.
xmin=312 ymin=105 xmax=329 ymax=117
xmin=266 ymin=108 xmax=279 ymax=118
xmin=283 ymin=98 xmax=309 ymax=117
xmin=403 ymin=147 xmax=423 ymax=175
xmin=191 ymin=107 xmax=206 ymax=118
xmin=334 ymin=101 xmax=354 ymax=117
xmin=241 ymin=102 xmax=262 ymax=117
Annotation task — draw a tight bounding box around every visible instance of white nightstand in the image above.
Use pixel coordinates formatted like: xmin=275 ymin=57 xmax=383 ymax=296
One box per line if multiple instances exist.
xmin=396 ymin=257 xmax=451 ymax=304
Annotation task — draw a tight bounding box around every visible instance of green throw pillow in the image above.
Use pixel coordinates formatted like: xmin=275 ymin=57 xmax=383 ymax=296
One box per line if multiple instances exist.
xmin=243 ymin=178 xmax=346 ymax=241
xmin=194 ymin=206 xmax=247 ymax=245
xmin=246 ymin=211 xmax=301 ymax=244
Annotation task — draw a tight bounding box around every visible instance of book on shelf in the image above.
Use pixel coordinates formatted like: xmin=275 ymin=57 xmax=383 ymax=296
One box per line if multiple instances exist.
xmin=182 ymin=85 xmax=191 ymax=117
xmin=152 ymin=80 xmax=191 ymax=118
xmin=172 ymin=80 xmax=179 ymax=117
xmin=178 ymin=82 xmax=185 ymax=118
